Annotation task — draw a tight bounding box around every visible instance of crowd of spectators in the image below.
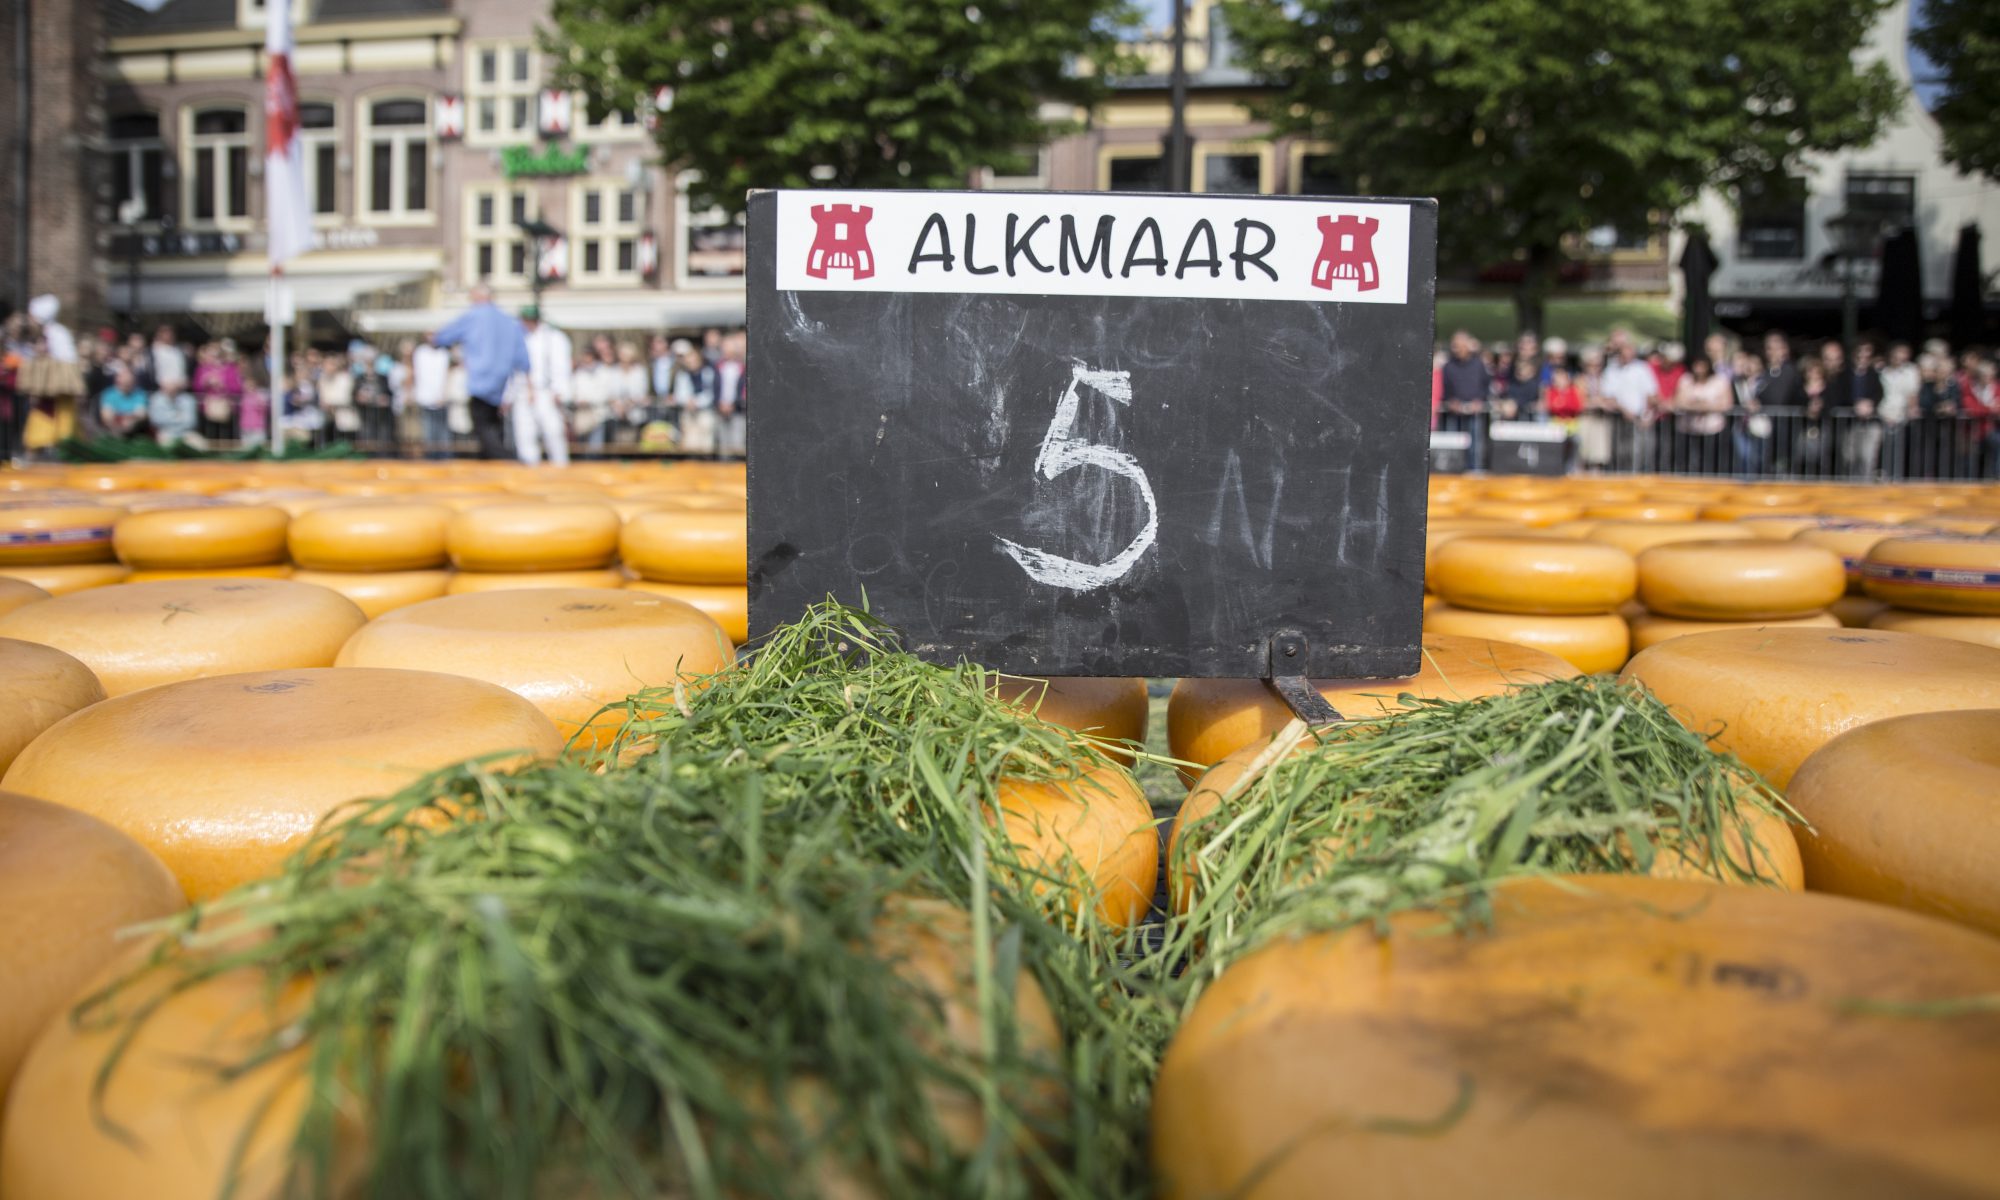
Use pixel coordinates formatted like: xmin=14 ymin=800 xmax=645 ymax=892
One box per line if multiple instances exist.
xmin=0 ymin=293 xmax=748 ymax=466
xmin=1435 ymin=328 xmax=2000 ymax=479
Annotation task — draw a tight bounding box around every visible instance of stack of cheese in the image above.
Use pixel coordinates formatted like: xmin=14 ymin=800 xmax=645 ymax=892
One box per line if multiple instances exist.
xmin=1423 ymin=535 xmax=1635 ymax=673
xmin=1626 ymin=540 xmax=1845 ymax=651
xmin=444 ymin=501 xmax=625 ymax=593
xmin=0 ymin=497 xmax=129 ymax=594
xmin=113 ymin=503 xmax=292 ymax=583
xmin=620 ymin=497 xmax=751 ymax=643
xmin=1861 ymin=532 xmax=2000 ymax=648
xmin=288 ymin=502 xmax=454 ymax=617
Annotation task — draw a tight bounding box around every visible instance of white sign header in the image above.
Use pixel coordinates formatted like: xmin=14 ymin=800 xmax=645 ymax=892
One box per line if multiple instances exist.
xmin=773 ymin=190 xmax=1413 ymax=305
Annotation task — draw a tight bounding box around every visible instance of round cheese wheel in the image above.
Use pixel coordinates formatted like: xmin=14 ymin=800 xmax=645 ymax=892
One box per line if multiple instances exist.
xmin=123 ymin=564 xmax=296 ymax=583
xmin=1461 ymin=499 xmax=1584 ymax=528
xmin=1423 ymin=517 xmax=1526 ymax=560
xmin=1586 ymin=520 xmax=1755 ymax=558
xmin=1 ymin=668 xmax=563 ymax=900
xmin=991 ymin=764 xmax=1157 ymax=929
xmin=1582 ymin=501 xmax=1700 ymax=522
xmin=0 ymin=503 xmax=120 ymax=565
xmin=288 ymin=569 xmax=453 ymax=618
xmin=1628 ymin=610 xmax=1840 ymax=651
xmin=1620 ymin=627 xmax=2000 ymax=790
xmin=0 ymin=638 xmax=105 ymax=775
xmin=1701 ymin=501 xmax=1817 ymax=522
xmin=113 ymin=505 xmax=289 ymax=570
xmin=1423 ymin=605 xmax=1631 ymax=675
xmin=1923 ymin=514 xmax=2000 ymax=535
xmin=446 ymin=503 xmax=620 ymax=571
xmin=446 ymin=567 xmax=627 ymax=594
xmin=991 ymin=676 xmax=1149 ymax=754
xmin=0 ymin=578 xmax=366 ymax=696
xmin=0 ymin=576 xmax=50 ymax=617
xmin=1817 ymin=502 xmax=1935 ymax=525
xmin=334 ymin=588 xmax=734 ymax=748
xmin=1735 ymin=512 xmax=1837 ymax=540
xmin=1151 ymin=875 xmax=2000 ymax=1200
xmin=1636 ymin=540 xmax=1845 ymax=620
xmin=620 ymin=508 xmax=749 ymax=584
xmin=0 ymin=562 xmax=132 ymax=595
xmin=1866 ymin=608 xmax=2000 ymax=649
xmin=0 ymin=793 xmax=183 ymax=1106
xmin=1429 ymin=536 xmax=1636 ymax=615
xmin=1788 ymin=710 xmax=2000 ymax=936
xmin=1168 ymin=637 xmax=1579 ymax=775
xmin=624 ymin=580 xmax=748 ymax=643
xmin=287 ymin=502 xmax=451 ymax=571
xmin=1829 ymin=593 xmax=1891 ymax=627
xmin=1794 ymin=523 xmax=1912 ymax=589
xmin=1860 ymin=535 xmax=2000 ymax=615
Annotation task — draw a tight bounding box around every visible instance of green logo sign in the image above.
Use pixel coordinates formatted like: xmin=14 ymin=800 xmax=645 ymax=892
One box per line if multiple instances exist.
xmin=502 ymin=143 xmax=590 ymax=180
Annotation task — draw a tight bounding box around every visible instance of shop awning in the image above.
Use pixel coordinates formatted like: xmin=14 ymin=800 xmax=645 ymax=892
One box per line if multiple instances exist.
xmin=107 ymin=271 xmax=431 ymax=315
xmin=355 ymin=290 xmax=747 ymax=335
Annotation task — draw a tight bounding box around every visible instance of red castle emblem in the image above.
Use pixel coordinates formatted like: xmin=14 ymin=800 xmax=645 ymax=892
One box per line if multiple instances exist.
xmin=806 ymin=203 xmax=875 ymax=280
xmin=1311 ymin=214 xmax=1379 ymax=292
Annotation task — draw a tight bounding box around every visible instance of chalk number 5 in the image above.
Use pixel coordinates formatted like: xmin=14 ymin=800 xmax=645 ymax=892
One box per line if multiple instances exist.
xmin=996 ymin=362 xmax=1159 ymax=592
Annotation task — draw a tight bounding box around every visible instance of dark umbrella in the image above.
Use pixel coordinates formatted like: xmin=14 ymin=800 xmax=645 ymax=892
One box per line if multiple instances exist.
xmin=1875 ymin=225 xmax=1924 ymax=347
xmin=1679 ymin=227 xmax=1716 ymax=351
xmin=1950 ymin=223 xmax=1985 ymax=349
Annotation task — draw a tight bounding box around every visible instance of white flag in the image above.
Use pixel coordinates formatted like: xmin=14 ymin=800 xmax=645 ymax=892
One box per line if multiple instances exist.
xmin=264 ymin=0 xmax=312 ymax=265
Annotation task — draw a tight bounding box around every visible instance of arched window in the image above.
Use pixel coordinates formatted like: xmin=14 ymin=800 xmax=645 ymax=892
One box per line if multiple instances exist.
xmin=300 ymin=101 xmax=339 ymax=217
xmin=107 ymin=112 xmax=166 ymax=223
xmin=185 ymin=105 xmax=251 ymax=224
xmin=359 ymin=96 xmax=432 ymax=220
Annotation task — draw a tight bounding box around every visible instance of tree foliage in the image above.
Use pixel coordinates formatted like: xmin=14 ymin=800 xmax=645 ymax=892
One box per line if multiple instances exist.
xmin=1910 ymin=0 xmax=2000 ymax=181
xmin=1223 ymin=0 xmax=1904 ymax=329
xmin=547 ymin=0 xmax=1138 ymax=217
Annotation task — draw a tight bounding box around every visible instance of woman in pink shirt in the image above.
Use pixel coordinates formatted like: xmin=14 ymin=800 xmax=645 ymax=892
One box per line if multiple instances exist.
xmin=1673 ymin=355 xmax=1732 ymax=474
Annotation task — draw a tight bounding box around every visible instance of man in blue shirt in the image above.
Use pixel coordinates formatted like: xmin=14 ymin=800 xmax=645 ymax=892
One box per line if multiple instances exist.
xmin=433 ymin=282 xmax=530 ymax=460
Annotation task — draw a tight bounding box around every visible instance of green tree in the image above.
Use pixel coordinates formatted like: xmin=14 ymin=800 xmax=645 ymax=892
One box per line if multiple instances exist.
xmin=547 ymin=0 xmax=1137 ymax=217
xmin=1911 ymin=0 xmax=2000 ymax=181
xmin=1224 ymin=0 xmax=1904 ymax=333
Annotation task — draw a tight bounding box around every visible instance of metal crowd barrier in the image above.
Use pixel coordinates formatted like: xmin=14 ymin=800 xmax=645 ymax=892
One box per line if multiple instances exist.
xmin=1433 ymin=408 xmax=2000 ymax=481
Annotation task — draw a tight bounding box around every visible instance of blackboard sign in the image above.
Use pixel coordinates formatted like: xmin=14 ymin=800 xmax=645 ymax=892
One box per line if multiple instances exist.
xmin=1487 ymin=421 xmax=1569 ymax=477
xmin=746 ymin=189 xmax=1437 ymax=678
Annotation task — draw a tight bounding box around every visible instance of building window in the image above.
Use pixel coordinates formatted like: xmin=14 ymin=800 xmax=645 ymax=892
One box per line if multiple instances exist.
xmin=465 ymin=184 xmax=537 ymax=287
xmin=1845 ymin=172 xmax=1916 ymax=232
xmin=1200 ymin=153 xmax=1262 ymax=194
xmin=468 ymin=40 xmax=538 ymax=142
xmin=1738 ymin=176 xmax=1807 ymax=261
xmin=300 ymin=101 xmax=339 ymax=217
xmin=1104 ymin=152 xmax=1165 ymax=192
xmin=572 ymin=179 xmax=641 ymax=283
xmin=186 ymin=105 xmax=251 ymax=225
xmin=359 ymin=97 xmax=432 ymax=221
xmin=1294 ymin=151 xmax=1348 ymax=196
xmin=107 ymin=112 xmax=166 ymax=224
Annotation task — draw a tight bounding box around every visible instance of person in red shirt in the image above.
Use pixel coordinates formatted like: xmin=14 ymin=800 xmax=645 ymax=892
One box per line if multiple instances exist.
xmin=1544 ymin=365 xmax=1585 ymax=425
xmin=1650 ymin=342 xmax=1687 ymax=410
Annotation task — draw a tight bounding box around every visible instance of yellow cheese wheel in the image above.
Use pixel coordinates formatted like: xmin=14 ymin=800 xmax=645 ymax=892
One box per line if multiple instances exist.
xmin=334 ymin=588 xmax=733 ymax=748
xmin=991 ymin=764 xmax=1158 ymax=929
xmin=1788 ymin=710 xmax=2000 ymax=936
xmin=624 ymin=579 xmax=748 ymax=642
xmin=620 ymin=508 xmax=749 ymax=584
xmin=287 ymin=502 xmax=451 ymax=571
xmin=112 ymin=505 xmax=289 ymax=570
xmin=1151 ymin=875 xmax=2000 ymax=1200
xmin=1794 ymin=523 xmax=1913 ymax=589
xmin=0 ymin=793 xmax=183 ymax=1107
xmin=1628 ymin=610 xmax=1840 ymax=651
xmin=1735 ymin=512 xmax=1837 ymax=540
xmin=1428 ymin=536 xmax=1635 ymax=615
xmin=1860 ymin=534 xmax=2000 ymax=615
xmin=1620 ymin=627 xmax=2000 ymax=789
xmin=1636 ymin=539 xmax=1845 ymax=620
xmin=1 ymin=668 xmax=563 ymax=900
xmin=1817 ymin=502 xmax=1936 ymax=525
xmin=0 ymin=576 xmax=50 ymax=617
xmin=0 ymin=562 xmax=132 ymax=595
xmin=1586 ymin=519 xmax=1755 ymax=557
xmin=1461 ymin=499 xmax=1584 ymax=528
xmin=289 ymin=569 xmax=454 ymax=618
xmin=1582 ymin=501 xmax=1700 ymax=522
xmin=0 ymin=502 xmax=120 ymax=565
xmin=1167 ymin=636 xmax=1580 ymax=772
xmin=1423 ymin=605 xmax=1631 ymax=675
xmin=446 ymin=567 xmax=627 ymax=594
xmin=0 ymin=578 xmax=366 ymax=696
xmin=1923 ymin=514 xmax=1999 ymax=535
xmin=1830 ymin=593 xmax=1891 ymax=627
xmin=0 ymin=638 xmax=105 ymax=775
xmin=123 ymin=564 xmax=296 ymax=582
xmin=991 ymin=676 xmax=1149 ymax=756
xmin=1866 ymin=608 xmax=2000 ymax=649
xmin=1423 ymin=516 xmax=1525 ymax=560
xmin=446 ymin=502 xmax=620 ymax=571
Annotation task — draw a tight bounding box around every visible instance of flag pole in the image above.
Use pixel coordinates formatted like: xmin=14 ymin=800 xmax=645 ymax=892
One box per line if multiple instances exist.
xmin=263 ymin=0 xmax=309 ymax=458
xmin=268 ymin=268 xmax=287 ymax=458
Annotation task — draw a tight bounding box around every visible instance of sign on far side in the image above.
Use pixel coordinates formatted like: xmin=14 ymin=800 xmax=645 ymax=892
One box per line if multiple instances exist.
xmin=747 ymin=188 xmax=1437 ymax=679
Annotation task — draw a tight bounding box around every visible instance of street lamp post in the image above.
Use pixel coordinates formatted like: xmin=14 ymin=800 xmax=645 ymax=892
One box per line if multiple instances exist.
xmin=516 ymin=217 xmax=562 ymax=312
xmin=1825 ymin=210 xmax=1881 ymax=356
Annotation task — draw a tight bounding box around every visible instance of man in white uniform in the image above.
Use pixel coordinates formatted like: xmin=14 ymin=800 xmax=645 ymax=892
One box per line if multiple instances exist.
xmin=514 ymin=304 xmax=572 ymax=467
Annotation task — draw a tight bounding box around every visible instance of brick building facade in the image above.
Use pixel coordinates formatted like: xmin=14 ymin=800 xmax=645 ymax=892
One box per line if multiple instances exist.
xmin=2 ymin=0 xmax=111 ymax=324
